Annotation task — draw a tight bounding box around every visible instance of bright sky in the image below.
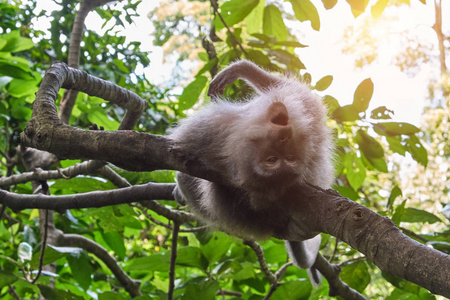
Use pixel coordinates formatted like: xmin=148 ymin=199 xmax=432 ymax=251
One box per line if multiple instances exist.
xmin=34 ymin=0 xmax=449 ymax=126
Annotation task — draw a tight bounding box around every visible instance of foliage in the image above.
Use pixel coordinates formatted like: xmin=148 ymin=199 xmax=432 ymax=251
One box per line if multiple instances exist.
xmin=0 ymin=0 xmax=448 ymax=299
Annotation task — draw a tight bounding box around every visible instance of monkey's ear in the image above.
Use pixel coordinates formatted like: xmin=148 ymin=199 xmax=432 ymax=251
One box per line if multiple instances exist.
xmin=268 ymin=102 xmax=289 ymax=125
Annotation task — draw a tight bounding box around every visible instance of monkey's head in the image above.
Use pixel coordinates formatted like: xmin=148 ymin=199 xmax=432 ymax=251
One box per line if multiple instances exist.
xmin=242 ymin=102 xmax=305 ymax=189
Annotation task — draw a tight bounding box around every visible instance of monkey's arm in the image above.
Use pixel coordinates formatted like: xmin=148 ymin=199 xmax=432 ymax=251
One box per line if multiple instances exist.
xmin=208 ymin=60 xmax=281 ymax=96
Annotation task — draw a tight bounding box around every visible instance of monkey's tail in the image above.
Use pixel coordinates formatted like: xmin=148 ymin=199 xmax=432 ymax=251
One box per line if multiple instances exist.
xmin=285 ymin=237 xmax=322 ymax=287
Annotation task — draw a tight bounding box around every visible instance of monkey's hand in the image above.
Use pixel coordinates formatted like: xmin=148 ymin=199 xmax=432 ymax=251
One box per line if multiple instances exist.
xmin=208 ymin=66 xmax=239 ymax=97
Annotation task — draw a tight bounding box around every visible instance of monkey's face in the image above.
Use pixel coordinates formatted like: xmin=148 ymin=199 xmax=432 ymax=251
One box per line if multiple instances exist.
xmin=244 ymin=102 xmax=305 ymax=184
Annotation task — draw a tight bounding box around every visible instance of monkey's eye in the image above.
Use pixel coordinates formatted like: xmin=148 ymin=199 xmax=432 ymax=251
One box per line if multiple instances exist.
xmin=285 ymin=155 xmax=296 ymax=163
xmin=266 ymin=156 xmax=278 ymax=164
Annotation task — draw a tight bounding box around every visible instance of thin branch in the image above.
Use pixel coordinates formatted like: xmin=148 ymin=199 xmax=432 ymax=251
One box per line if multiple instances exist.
xmin=209 ymin=0 xmax=247 ymax=56
xmin=30 ymin=209 xmax=48 ymax=284
xmin=168 ymin=221 xmax=180 ymax=300
xmin=243 ymin=240 xmax=277 ymax=285
xmin=57 ymin=232 xmax=141 ymax=298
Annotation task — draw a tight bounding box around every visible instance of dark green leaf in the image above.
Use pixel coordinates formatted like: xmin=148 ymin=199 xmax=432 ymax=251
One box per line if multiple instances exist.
xmin=322 ymin=0 xmax=338 ymax=9
xmin=38 ymin=285 xmax=84 ymax=300
xmin=182 ymin=278 xmax=220 ymax=300
xmin=340 ymin=261 xmax=370 ymax=292
xmin=332 ymin=104 xmax=361 ymax=122
xmin=373 ymin=122 xmax=420 ymax=135
xmin=405 ymin=135 xmax=428 ymax=167
xmin=289 ymin=0 xmax=321 ymax=31
xmin=215 ymin=0 xmax=260 ymax=30
xmin=0 ymin=270 xmax=18 ymax=288
xmin=31 ymin=245 xmax=83 ymax=269
xmin=197 ymin=57 xmax=218 ymax=76
xmin=353 ymin=78 xmax=373 ymax=112
xmin=0 ymin=60 xmax=34 ymax=80
xmin=99 ymin=292 xmax=128 ymax=300
xmin=356 ymin=130 xmax=384 ymax=159
xmin=176 ymin=246 xmax=209 ymax=270
xmin=102 ymin=231 xmax=126 ymax=259
xmin=178 ymin=75 xmax=208 ymax=110
xmin=263 ymin=5 xmax=287 ymax=41
xmin=67 ymin=254 xmax=93 ymax=291
xmin=402 ymin=208 xmax=442 ymax=224
xmin=315 ymin=75 xmax=333 ymax=91
xmin=370 ymin=106 xmax=393 ymax=119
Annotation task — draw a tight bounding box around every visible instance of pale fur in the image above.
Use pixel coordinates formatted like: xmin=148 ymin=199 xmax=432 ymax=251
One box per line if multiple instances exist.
xmin=170 ymin=60 xmax=334 ymax=286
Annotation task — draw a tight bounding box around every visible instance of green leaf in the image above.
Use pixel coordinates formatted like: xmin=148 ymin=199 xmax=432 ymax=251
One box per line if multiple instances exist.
xmin=322 ymin=0 xmax=338 ymax=9
xmin=370 ymin=106 xmax=393 ymax=119
xmin=245 ymin=0 xmax=265 ymax=34
xmin=371 ymin=0 xmax=389 ymax=18
xmin=38 ymin=284 xmax=84 ymax=300
xmin=353 ymin=78 xmax=373 ymax=112
xmin=0 ymin=221 xmax=12 ymax=241
xmin=0 ymin=38 xmax=6 ymax=51
xmin=0 ymin=270 xmax=18 ymax=288
xmin=356 ymin=130 xmax=384 ymax=159
xmin=386 ymin=136 xmax=406 ymax=156
xmin=178 ymin=75 xmax=207 ymax=110
xmin=345 ymin=152 xmax=366 ymax=190
xmin=1 ymin=36 xmax=34 ymax=53
xmin=392 ymin=200 xmax=406 ymax=226
xmin=340 ymin=261 xmax=370 ymax=292
xmin=387 ymin=186 xmax=402 ymax=209
xmin=271 ymin=279 xmax=312 ymax=299
xmin=200 ymin=232 xmax=233 ymax=265
xmin=126 ymin=252 xmax=170 ymax=272
xmin=31 ymin=245 xmax=83 ymax=269
xmin=314 ymin=75 xmax=333 ymax=91
xmin=263 ymin=5 xmax=287 ymax=42
xmin=289 ymin=0 xmax=321 ymax=31
xmin=87 ymin=108 xmax=120 ymax=131
xmin=197 ymin=57 xmax=218 ymax=76
xmin=332 ymin=104 xmax=361 ymax=122
xmin=0 ymin=60 xmax=34 ymax=80
xmin=323 ymin=95 xmax=340 ymax=114
xmin=102 ymin=231 xmax=126 ymax=259
xmin=333 ymin=185 xmax=360 ymax=201
xmin=274 ymin=41 xmax=308 ymax=48
xmin=270 ymin=49 xmax=306 ymax=69
xmin=176 ymin=246 xmax=209 ymax=270
xmin=402 ymin=208 xmax=442 ymax=224
xmin=373 ymin=122 xmax=420 ymax=135
xmin=7 ymin=78 xmax=39 ymax=97
xmin=51 ymin=177 xmax=115 ymax=193
xmin=182 ymin=278 xmax=220 ymax=300
xmin=67 ymin=254 xmax=93 ymax=291
xmin=99 ymin=292 xmax=128 ymax=300
xmin=405 ymin=135 xmax=428 ymax=167
xmin=215 ymin=0 xmax=260 ymax=30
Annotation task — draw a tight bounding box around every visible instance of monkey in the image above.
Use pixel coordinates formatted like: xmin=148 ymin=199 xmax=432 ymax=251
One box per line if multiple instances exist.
xmin=169 ymin=60 xmax=334 ymax=286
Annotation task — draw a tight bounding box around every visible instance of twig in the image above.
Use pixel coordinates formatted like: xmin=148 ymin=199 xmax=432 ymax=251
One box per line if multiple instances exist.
xmin=243 ymin=240 xmax=277 ymax=285
xmin=29 ymin=209 xmax=48 ymax=284
xmin=168 ymin=221 xmax=180 ymax=300
xmin=209 ymin=0 xmax=247 ymax=56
